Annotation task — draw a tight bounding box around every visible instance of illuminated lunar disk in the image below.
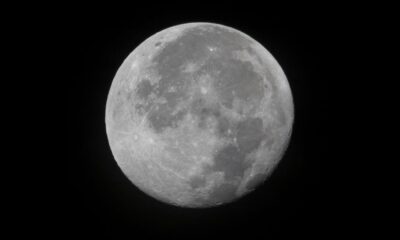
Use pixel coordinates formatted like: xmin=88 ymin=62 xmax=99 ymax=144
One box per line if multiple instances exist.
xmin=105 ymin=22 xmax=294 ymax=208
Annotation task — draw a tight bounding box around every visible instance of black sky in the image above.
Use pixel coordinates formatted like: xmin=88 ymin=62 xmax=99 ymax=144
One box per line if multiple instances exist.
xmin=60 ymin=5 xmax=368 ymax=239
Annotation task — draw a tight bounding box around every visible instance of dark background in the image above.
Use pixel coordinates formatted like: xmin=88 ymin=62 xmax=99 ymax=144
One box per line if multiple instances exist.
xmin=61 ymin=5 xmax=370 ymax=239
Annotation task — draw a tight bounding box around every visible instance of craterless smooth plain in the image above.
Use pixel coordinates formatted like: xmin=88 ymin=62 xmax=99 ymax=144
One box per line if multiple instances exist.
xmin=105 ymin=22 xmax=294 ymax=208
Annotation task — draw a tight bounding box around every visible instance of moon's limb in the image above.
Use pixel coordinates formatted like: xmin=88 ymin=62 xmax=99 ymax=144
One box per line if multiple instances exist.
xmin=105 ymin=22 xmax=294 ymax=207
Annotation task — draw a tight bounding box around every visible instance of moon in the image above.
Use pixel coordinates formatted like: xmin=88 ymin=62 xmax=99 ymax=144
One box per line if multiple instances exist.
xmin=105 ymin=22 xmax=294 ymax=208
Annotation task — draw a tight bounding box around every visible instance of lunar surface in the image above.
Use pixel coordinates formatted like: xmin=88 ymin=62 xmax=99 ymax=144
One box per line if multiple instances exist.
xmin=105 ymin=22 xmax=294 ymax=208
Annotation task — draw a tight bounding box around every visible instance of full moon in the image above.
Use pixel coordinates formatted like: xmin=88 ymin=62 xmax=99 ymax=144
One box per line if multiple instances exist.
xmin=105 ymin=22 xmax=294 ymax=208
